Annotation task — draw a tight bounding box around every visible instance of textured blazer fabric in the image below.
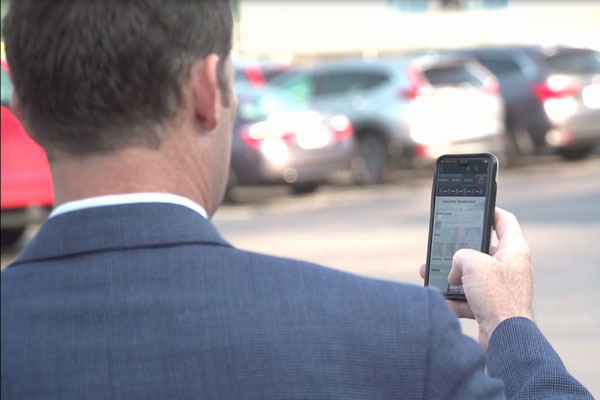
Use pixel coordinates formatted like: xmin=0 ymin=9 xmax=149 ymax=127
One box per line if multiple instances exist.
xmin=1 ymin=203 xmax=592 ymax=399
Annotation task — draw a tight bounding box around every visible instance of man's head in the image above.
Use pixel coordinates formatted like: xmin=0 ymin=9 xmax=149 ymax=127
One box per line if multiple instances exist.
xmin=2 ymin=0 xmax=236 ymax=215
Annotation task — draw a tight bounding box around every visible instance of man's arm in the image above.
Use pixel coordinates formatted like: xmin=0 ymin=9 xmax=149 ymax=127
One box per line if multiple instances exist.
xmin=446 ymin=209 xmax=592 ymax=398
xmin=424 ymin=293 xmax=592 ymax=399
xmin=488 ymin=317 xmax=592 ymax=399
xmin=420 ymin=209 xmax=592 ymax=398
xmin=424 ymin=288 xmax=506 ymax=399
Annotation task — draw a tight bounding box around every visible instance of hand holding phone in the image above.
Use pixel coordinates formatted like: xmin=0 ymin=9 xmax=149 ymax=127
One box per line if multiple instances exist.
xmin=447 ymin=208 xmax=534 ymax=349
xmin=422 ymin=154 xmax=535 ymax=348
xmin=424 ymin=153 xmax=497 ymax=300
xmin=420 ymin=208 xmax=535 ymax=348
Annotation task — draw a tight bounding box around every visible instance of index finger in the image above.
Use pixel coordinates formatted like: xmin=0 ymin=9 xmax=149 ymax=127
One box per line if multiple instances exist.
xmin=494 ymin=208 xmax=528 ymax=251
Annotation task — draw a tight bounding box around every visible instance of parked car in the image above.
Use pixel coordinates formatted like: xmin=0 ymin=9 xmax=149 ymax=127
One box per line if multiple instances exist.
xmin=234 ymin=59 xmax=294 ymax=88
xmin=1 ymin=60 xmax=53 ymax=247
xmin=229 ymin=82 xmax=355 ymax=196
xmin=270 ymin=54 xmax=506 ymax=184
xmin=444 ymin=45 xmax=600 ymax=160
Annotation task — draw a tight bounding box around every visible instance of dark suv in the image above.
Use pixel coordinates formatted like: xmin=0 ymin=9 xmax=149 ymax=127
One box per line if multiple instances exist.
xmin=446 ymin=45 xmax=600 ymax=160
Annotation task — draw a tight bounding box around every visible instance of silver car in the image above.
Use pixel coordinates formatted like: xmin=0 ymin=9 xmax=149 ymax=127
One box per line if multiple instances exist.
xmin=229 ymin=83 xmax=355 ymax=196
xmin=271 ymin=55 xmax=506 ymax=184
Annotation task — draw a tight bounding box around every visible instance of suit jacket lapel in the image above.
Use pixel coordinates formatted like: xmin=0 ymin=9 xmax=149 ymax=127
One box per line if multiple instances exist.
xmin=10 ymin=203 xmax=231 ymax=266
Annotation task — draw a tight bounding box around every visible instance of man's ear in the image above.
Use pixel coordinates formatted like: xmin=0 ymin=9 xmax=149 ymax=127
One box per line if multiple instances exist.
xmin=189 ymin=54 xmax=220 ymax=131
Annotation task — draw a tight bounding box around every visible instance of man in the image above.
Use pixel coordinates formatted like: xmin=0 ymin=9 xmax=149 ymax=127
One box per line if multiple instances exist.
xmin=0 ymin=1 xmax=592 ymax=399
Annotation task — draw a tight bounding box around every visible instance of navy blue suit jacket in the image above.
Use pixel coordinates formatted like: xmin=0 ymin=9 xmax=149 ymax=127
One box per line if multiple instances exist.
xmin=1 ymin=203 xmax=592 ymax=399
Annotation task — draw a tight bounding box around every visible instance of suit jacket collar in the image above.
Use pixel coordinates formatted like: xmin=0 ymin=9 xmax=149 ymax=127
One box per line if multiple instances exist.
xmin=10 ymin=203 xmax=231 ymax=266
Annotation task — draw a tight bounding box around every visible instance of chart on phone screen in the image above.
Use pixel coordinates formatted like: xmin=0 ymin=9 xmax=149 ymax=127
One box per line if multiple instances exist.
xmin=429 ymin=196 xmax=485 ymax=293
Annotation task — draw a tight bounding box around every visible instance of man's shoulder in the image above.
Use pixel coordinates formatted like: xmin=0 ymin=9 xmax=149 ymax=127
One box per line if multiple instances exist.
xmin=221 ymin=246 xmax=433 ymax=313
xmin=1 ymin=232 xmax=447 ymax=399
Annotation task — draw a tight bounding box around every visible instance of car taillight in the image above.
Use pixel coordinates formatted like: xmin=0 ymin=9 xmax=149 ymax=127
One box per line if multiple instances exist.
xmin=241 ymin=112 xmax=351 ymax=150
xmin=240 ymin=126 xmax=261 ymax=149
xmin=399 ymin=66 xmax=431 ymax=101
xmin=328 ymin=115 xmax=353 ymax=141
xmin=413 ymin=143 xmax=431 ymax=158
xmin=483 ymin=79 xmax=500 ymax=95
xmin=245 ymin=65 xmax=265 ymax=87
xmin=533 ymin=78 xmax=580 ymax=103
xmin=280 ymin=132 xmax=296 ymax=147
xmin=240 ymin=122 xmax=295 ymax=149
xmin=534 ymin=76 xmax=581 ymax=122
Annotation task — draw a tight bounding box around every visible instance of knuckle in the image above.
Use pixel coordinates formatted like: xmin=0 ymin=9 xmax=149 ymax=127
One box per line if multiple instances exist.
xmin=504 ymin=210 xmax=516 ymax=220
xmin=454 ymin=248 xmax=468 ymax=257
xmin=523 ymin=249 xmax=532 ymax=264
xmin=520 ymin=242 xmax=531 ymax=258
xmin=501 ymin=209 xmax=517 ymax=223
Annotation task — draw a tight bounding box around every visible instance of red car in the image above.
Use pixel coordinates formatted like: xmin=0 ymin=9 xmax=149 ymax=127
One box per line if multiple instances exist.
xmin=1 ymin=60 xmax=53 ymax=247
xmin=235 ymin=59 xmax=293 ymax=88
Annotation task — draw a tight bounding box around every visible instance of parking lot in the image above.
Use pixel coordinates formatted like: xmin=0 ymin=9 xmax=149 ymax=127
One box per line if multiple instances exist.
xmin=4 ymin=154 xmax=598 ymax=395
xmin=2 ymin=1 xmax=600 ymax=397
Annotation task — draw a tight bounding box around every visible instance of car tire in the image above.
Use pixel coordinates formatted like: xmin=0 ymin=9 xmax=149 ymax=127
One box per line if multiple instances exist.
xmin=222 ymin=168 xmax=239 ymax=203
xmin=290 ymin=182 xmax=319 ymax=195
xmin=504 ymin=124 xmax=534 ymax=166
xmin=1 ymin=227 xmax=25 ymax=248
xmin=558 ymin=145 xmax=596 ymax=161
xmin=222 ymin=186 xmax=237 ymax=204
xmin=352 ymin=135 xmax=388 ymax=185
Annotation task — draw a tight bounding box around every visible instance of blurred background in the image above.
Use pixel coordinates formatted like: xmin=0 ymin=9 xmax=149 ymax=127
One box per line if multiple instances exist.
xmin=2 ymin=0 xmax=599 ymax=396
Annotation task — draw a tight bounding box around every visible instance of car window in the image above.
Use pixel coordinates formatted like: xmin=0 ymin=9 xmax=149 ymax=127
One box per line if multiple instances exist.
xmin=1 ymin=68 xmax=12 ymax=107
xmin=269 ymin=72 xmax=314 ymax=103
xmin=234 ymin=68 xmax=247 ymax=82
xmin=476 ymin=57 xmax=525 ymax=79
xmin=542 ymin=50 xmax=600 ymax=75
xmin=421 ymin=65 xmax=484 ymax=88
xmin=314 ymin=71 xmax=388 ymax=97
xmin=236 ymin=85 xmax=306 ymax=121
xmin=262 ymin=67 xmax=290 ymax=82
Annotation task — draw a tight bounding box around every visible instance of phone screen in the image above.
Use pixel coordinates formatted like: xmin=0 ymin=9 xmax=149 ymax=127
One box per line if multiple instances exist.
xmin=426 ymin=155 xmax=496 ymax=297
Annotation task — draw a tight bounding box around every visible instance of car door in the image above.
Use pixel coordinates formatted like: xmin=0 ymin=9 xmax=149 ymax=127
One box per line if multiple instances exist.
xmin=474 ymin=51 xmax=547 ymax=147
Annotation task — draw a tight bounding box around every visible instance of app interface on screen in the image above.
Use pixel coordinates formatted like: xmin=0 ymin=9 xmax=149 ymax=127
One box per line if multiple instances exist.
xmin=428 ymin=159 xmax=490 ymax=295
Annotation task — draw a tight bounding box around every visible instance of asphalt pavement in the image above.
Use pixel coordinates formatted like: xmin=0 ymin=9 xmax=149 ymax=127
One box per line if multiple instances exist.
xmin=2 ymin=155 xmax=599 ymax=395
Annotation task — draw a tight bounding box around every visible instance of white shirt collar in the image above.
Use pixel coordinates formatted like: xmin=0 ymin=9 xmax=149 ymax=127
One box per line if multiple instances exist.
xmin=49 ymin=193 xmax=208 ymax=219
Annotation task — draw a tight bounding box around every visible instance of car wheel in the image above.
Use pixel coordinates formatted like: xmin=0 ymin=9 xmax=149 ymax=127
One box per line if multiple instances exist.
xmin=504 ymin=125 xmax=534 ymax=166
xmin=222 ymin=185 xmax=237 ymax=203
xmin=290 ymin=182 xmax=319 ymax=195
xmin=352 ymin=135 xmax=388 ymax=185
xmin=558 ymin=145 xmax=596 ymax=161
xmin=222 ymin=168 xmax=239 ymax=203
xmin=1 ymin=227 xmax=25 ymax=248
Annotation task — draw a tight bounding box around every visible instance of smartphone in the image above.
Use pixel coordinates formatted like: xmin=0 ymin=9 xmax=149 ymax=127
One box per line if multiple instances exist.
xmin=424 ymin=153 xmax=498 ymax=300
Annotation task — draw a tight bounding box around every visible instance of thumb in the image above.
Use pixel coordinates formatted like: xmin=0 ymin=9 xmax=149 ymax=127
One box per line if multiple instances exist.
xmin=448 ymin=248 xmax=486 ymax=286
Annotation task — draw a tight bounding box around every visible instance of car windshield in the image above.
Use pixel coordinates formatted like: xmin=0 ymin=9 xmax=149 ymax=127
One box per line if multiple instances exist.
xmin=1 ymin=68 xmax=13 ymax=107
xmin=421 ymin=65 xmax=484 ymax=88
xmin=236 ymin=83 xmax=307 ymax=120
xmin=542 ymin=50 xmax=600 ymax=75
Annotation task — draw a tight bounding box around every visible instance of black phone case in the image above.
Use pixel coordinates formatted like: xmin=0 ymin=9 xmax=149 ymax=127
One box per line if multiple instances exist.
xmin=424 ymin=153 xmax=498 ymax=301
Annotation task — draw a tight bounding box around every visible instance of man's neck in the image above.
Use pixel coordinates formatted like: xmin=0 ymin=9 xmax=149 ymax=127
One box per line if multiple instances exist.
xmin=49 ymin=146 xmax=213 ymax=217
